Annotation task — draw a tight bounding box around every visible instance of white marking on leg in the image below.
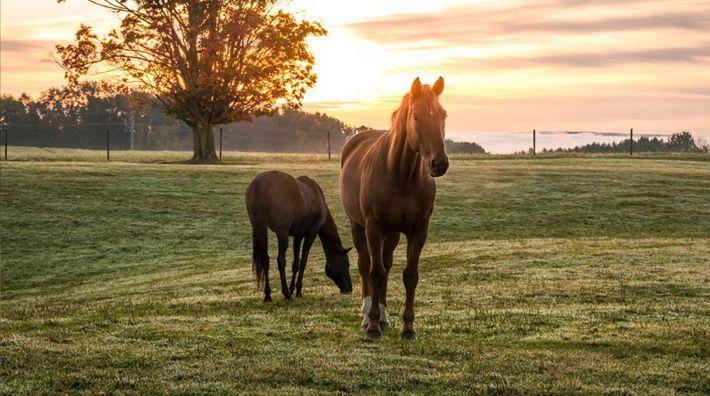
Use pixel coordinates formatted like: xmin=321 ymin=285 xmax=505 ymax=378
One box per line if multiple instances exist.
xmin=361 ymin=296 xmax=372 ymax=329
xmin=379 ymin=303 xmax=390 ymax=327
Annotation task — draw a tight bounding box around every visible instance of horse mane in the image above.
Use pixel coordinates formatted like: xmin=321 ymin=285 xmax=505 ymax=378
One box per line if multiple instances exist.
xmin=389 ymin=93 xmax=410 ymax=135
xmin=318 ymin=207 xmax=344 ymax=252
xmin=389 ymin=86 xmax=440 ymax=134
xmin=297 ymin=175 xmax=344 ymax=251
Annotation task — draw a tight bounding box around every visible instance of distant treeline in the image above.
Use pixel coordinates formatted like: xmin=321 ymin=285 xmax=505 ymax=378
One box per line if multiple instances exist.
xmin=0 ymin=84 xmax=359 ymax=153
xmin=446 ymin=140 xmax=486 ymax=154
xmin=220 ymin=109 xmax=359 ymax=153
xmin=541 ymin=132 xmax=708 ymax=154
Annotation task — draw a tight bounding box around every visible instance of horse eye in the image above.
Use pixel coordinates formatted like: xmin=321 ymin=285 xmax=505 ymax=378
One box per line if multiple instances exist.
xmin=413 ymin=113 xmax=419 ymax=121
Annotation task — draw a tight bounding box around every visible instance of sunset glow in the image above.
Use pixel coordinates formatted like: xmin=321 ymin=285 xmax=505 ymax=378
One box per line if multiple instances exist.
xmin=2 ymin=0 xmax=709 ymax=138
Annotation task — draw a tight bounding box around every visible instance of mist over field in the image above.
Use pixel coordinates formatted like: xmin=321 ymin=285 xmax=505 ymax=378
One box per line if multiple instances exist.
xmin=449 ymin=131 xmax=684 ymax=154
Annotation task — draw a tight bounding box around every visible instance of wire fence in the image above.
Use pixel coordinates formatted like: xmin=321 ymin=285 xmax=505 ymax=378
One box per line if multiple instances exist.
xmin=0 ymin=124 xmax=704 ymax=161
xmin=0 ymin=122 xmax=345 ymax=160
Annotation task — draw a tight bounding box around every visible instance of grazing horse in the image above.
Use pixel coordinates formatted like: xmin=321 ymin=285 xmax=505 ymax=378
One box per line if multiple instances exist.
xmin=340 ymin=77 xmax=448 ymax=340
xmin=246 ymin=171 xmax=353 ymax=302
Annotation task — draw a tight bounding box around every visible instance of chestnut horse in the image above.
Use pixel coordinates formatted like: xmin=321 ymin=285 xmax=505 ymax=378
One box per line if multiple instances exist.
xmin=340 ymin=77 xmax=448 ymax=340
xmin=246 ymin=171 xmax=353 ymax=302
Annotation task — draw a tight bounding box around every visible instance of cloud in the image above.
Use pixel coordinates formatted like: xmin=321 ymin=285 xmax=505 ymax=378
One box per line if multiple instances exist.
xmin=1 ymin=40 xmax=53 ymax=53
xmin=0 ymin=39 xmax=60 ymax=73
xmin=534 ymin=44 xmax=710 ymax=67
xmin=670 ymin=86 xmax=710 ymax=97
xmin=346 ymin=1 xmax=710 ymax=46
xmin=343 ymin=0 xmax=710 ymax=81
xmin=518 ymin=13 xmax=710 ymax=34
xmin=443 ymin=43 xmax=710 ymax=69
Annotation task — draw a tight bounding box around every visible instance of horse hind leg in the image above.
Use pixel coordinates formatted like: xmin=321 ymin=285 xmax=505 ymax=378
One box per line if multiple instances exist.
xmin=378 ymin=232 xmax=400 ymax=330
xmin=263 ymin=273 xmax=272 ymax=302
xmin=401 ymin=221 xmax=429 ymax=340
xmin=276 ymin=234 xmax=290 ymax=300
xmin=251 ymin=222 xmax=272 ymax=302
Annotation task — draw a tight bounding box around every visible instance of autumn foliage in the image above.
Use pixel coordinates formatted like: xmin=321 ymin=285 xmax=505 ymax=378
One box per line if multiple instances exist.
xmin=56 ymin=0 xmax=326 ymax=162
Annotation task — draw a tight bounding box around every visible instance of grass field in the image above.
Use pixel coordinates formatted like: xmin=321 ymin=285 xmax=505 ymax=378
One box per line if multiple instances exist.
xmin=1 ymin=148 xmax=709 ymax=394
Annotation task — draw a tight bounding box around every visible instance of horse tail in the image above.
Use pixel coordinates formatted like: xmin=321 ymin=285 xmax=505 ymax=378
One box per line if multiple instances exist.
xmin=246 ymin=182 xmax=269 ymax=289
xmin=250 ymin=219 xmax=269 ymax=289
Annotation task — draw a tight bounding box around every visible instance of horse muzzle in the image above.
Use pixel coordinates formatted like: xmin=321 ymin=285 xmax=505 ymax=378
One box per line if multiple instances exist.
xmin=340 ymin=275 xmax=353 ymax=294
xmin=429 ymin=157 xmax=449 ymax=177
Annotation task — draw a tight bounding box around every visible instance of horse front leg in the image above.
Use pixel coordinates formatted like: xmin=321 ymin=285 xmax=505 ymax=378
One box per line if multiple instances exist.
xmin=364 ymin=219 xmax=386 ymax=340
xmin=296 ymin=233 xmax=317 ymax=298
xmin=276 ymin=235 xmax=290 ymax=300
xmin=289 ymin=236 xmax=302 ymax=297
xmin=402 ymin=219 xmax=429 ymax=340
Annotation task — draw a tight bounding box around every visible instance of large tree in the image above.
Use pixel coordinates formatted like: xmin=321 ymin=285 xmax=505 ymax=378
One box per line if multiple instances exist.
xmin=56 ymin=0 xmax=325 ymax=162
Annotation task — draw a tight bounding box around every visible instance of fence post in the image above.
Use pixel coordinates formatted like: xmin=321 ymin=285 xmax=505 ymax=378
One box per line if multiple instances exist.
xmin=630 ymin=128 xmax=633 ymax=156
xmin=533 ymin=129 xmax=536 ymax=155
xmin=219 ymin=128 xmax=223 ymax=160
xmin=327 ymin=130 xmax=331 ymax=160
xmin=106 ymin=129 xmax=110 ymax=161
xmin=3 ymin=128 xmax=7 ymax=160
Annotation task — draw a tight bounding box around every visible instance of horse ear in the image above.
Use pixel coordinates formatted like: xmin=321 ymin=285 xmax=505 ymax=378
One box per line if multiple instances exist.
xmin=344 ymin=247 xmax=353 ymax=254
xmin=433 ymin=76 xmax=444 ymax=96
xmin=410 ymin=77 xmax=422 ymax=99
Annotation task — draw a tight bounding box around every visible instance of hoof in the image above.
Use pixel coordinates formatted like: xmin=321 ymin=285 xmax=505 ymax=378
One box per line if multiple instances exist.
xmin=295 ymin=293 xmax=303 ymax=298
xmin=380 ymin=321 xmax=391 ymax=330
xmin=365 ymin=328 xmax=382 ymax=340
xmin=263 ymin=295 xmax=272 ymax=303
xmin=400 ymin=330 xmax=417 ymax=340
xmin=283 ymin=294 xmax=291 ymax=300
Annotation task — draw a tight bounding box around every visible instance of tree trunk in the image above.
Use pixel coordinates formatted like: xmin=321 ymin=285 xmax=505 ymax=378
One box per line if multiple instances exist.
xmin=191 ymin=123 xmax=219 ymax=163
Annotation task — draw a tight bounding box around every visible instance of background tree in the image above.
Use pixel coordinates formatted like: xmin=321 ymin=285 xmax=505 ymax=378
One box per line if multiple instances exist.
xmin=56 ymin=0 xmax=325 ymax=163
xmin=558 ymin=132 xmax=703 ymax=153
xmin=445 ymin=140 xmax=486 ymax=154
xmin=696 ymin=136 xmax=710 ymax=153
xmin=666 ymin=131 xmax=698 ymax=152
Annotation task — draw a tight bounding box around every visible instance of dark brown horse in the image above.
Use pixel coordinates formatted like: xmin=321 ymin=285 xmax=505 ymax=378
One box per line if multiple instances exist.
xmin=340 ymin=77 xmax=448 ymax=340
xmin=246 ymin=171 xmax=353 ymax=302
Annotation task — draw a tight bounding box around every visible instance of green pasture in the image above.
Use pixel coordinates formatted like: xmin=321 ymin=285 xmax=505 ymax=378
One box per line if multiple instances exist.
xmin=1 ymin=149 xmax=709 ymax=394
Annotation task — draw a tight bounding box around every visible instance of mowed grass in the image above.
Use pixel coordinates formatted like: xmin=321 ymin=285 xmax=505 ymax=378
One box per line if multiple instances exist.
xmin=1 ymin=149 xmax=709 ymax=394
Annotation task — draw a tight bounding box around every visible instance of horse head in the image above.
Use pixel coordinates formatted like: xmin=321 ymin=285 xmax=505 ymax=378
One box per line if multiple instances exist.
xmin=404 ymin=76 xmax=449 ymax=177
xmin=326 ymin=246 xmax=353 ymax=294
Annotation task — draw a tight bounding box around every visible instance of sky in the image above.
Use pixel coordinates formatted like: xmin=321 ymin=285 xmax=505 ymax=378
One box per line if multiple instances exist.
xmin=2 ymin=0 xmax=709 ymax=143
